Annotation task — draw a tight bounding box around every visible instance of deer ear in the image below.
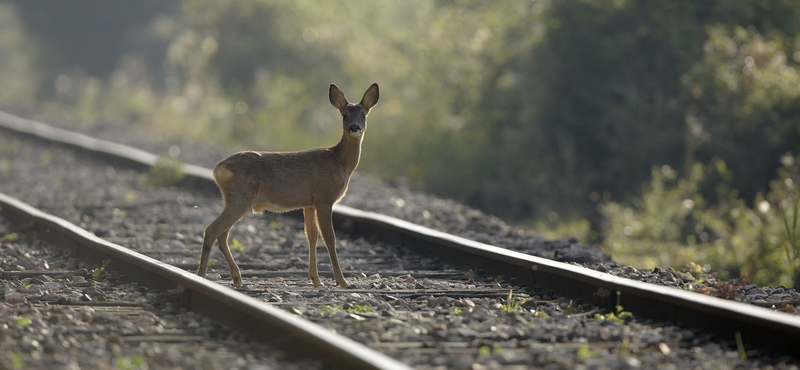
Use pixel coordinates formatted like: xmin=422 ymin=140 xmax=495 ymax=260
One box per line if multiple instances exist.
xmin=329 ymin=84 xmax=348 ymax=111
xmin=360 ymin=83 xmax=379 ymax=111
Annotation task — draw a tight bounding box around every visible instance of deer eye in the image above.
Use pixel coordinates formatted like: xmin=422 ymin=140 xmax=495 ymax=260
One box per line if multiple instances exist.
xmin=361 ymin=112 xmax=366 ymax=119
xmin=342 ymin=114 xmax=348 ymax=120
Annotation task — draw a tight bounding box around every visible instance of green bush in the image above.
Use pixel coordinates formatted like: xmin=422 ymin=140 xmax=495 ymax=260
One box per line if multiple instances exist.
xmin=601 ymin=156 xmax=800 ymax=286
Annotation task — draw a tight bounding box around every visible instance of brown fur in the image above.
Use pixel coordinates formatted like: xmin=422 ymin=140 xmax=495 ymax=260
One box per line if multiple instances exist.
xmin=197 ymin=83 xmax=379 ymax=288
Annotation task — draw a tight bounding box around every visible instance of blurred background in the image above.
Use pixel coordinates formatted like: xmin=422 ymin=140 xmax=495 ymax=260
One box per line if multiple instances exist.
xmin=1 ymin=0 xmax=799 ymax=286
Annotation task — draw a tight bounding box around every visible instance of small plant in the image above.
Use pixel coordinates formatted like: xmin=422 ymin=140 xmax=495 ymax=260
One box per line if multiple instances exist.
xmin=565 ymin=300 xmax=577 ymax=314
xmin=112 ymin=208 xmax=127 ymax=218
xmin=500 ymin=290 xmax=532 ymax=313
xmin=478 ymin=345 xmax=503 ymax=357
xmin=735 ymin=330 xmax=747 ymax=362
xmin=92 ymin=267 xmax=107 ymax=281
xmin=320 ymin=306 xmax=337 ymax=314
xmin=196 ymin=259 xmax=216 ymax=269
xmin=14 ymin=316 xmax=31 ymax=327
xmin=10 ymin=352 xmax=23 ymax=370
xmin=139 ymin=156 xmax=185 ymax=187
xmin=0 ymin=232 xmax=19 ymax=242
xmin=577 ymin=345 xmax=599 ymax=361
xmin=593 ymin=305 xmax=632 ymax=325
xmin=231 ymin=238 xmax=245 ymax=251
xmin=619 ymin=336 xmax=631 ymax=358
xmin=113 ymin=355 xmax=148 ymax=370
xmin=345 ymin=304 xmax=373 ymax=313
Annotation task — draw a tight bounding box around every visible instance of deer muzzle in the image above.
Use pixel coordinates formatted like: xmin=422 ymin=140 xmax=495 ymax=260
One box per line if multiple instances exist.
xmin=348 ymin=124 xmax=362 ymax=133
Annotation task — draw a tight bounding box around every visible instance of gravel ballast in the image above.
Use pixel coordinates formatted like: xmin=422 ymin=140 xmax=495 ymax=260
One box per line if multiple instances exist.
xmin=0 ymin=216 xmax=320 ymax=370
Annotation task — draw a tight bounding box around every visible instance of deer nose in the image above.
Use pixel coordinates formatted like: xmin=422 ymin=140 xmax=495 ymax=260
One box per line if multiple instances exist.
xmin=348 ymin=124 xmax=362 ymax=133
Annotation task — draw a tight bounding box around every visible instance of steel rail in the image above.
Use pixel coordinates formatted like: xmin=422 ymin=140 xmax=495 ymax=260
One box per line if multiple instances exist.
xmin=0 ymin=192 xmax=412 ymax=370
xmin=2 ymin=110 xmax=799 ymax=356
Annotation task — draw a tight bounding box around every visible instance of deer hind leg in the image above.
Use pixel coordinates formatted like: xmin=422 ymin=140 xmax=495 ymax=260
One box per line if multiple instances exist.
xmin=315 ymin=205 xmax=349 ymax=288
xmin=217 ymin=229 xmax=242 ymax=287
xmin=303 ymin=207 xmax=322 ymax=286
xmin=198 ymin=197 xmax=249 ymax=287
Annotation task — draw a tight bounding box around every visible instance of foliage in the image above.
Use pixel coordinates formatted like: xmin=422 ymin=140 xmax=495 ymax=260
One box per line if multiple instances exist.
xmin=231 ymin=238 xmax=245 ymax=251
xmin=0 ymin=232 xmax=19 ymax=242
xmin=327 ymin=303 xmax=372 ymax=313
xmin=14 ymin=316 xmax=30 ymax=327
xmin=9 ymin=352 xmax=23 ymax=370
xmin=592 ymin=305 xmax=632 ymax=325
xmin=601 ymin=156 xmax=800 ymax=286
xmin=113 ymin=355 xmax=148 ymax=370
xmin=500 ymin=290 xmax=532 ymax=313
xmin=783 ymin=194 xmax=800 ymax=273
xmin=139 ymin=156 xmax=185 ymax=187
xmin=345 ymin=304 xmax=373 ymax=313
xmin=92 ymin=267 xmax=108 ymax=281
xmin=736 ymin=331 xmax=747 ymax=362
xmin=0 ymin=3 xmax=35 ymax=104
xmin=577 ymin=345 xmax=599 ymax=362
xmin=682 ymin=25 xmax=800 ymax=205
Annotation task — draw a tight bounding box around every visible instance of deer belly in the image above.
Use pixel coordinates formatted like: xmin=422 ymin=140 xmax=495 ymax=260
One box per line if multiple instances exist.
xmin=251 ymin=201 xmax=299 ymax=213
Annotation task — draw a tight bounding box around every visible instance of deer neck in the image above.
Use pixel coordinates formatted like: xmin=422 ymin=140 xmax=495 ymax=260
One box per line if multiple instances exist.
xmin=332 ymin=132 xmax=363 ymax=174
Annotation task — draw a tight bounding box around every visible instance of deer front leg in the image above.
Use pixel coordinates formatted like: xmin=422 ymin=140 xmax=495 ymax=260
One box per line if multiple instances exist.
xmin=197 ymin=231 xmax=214 ymax=278
xmin=315 ymin=205 xmax=349 ymax=288
xmin=303 ymin=207 xmax=322 ymax=286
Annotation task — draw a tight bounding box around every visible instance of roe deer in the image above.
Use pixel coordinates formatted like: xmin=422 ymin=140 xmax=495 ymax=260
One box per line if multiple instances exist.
xmin=197 ymin=83 xmax=379 ymax=288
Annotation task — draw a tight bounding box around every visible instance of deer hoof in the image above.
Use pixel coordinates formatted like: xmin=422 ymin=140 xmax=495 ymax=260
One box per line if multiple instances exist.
xmin=310 ymin=275 xmax=322 ymax=287
xmin=232 ymin=275 xmax=243 ymax=288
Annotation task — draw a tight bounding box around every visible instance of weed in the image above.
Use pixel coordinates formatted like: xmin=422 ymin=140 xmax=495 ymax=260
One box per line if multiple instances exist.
xmin=478 ymin=345 xmax=503 ymax=357
xmin=91 ymin=267 xmax=107 ymax=281
xmin=10 ymin=352 xmax=22 ymax=370
xmin=500 ymin=290 xmax=532 ymax=313
xmin=320 ymin=306 xmax=337 ymax=314
xmin=0 ymin=232 xmax=19 ymax=242
xmin=594 ymin=305 xmax=632 ymax=325
xmin=345 ymin=304 xmax=372 ymax=313
xmin=619 ymin=336 xmax=631 ymax=357
xmin=113 ymin=355 xmax=148 ymax=370
xmin=123 ymin=191 xmax=137 ymax=203
xmin=735 ymin=331 xmax=747 ymax=362
xmin=139 ymin=156 xmax=184 ymax=187
xmin=112 ymin=208 xmax=127 ymax=218
xmin=196 ymin=259 xmax=216 ymax=269
xmin=14 ymin=316 xmax=30 ymax=327
xmin=231 ymin=238 xmax=245 ymax=251
xmin=565 ymin=300 xmax=577 ymax=314
xmin=577 ymin=345 xmax=599 ymax=361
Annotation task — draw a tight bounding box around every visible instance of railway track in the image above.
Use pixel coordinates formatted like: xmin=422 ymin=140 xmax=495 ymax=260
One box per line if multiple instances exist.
xmin=0 ymin=211 xmax=329 ymax=369
xmin=2 ymin=109 xmax=800 ymax=368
